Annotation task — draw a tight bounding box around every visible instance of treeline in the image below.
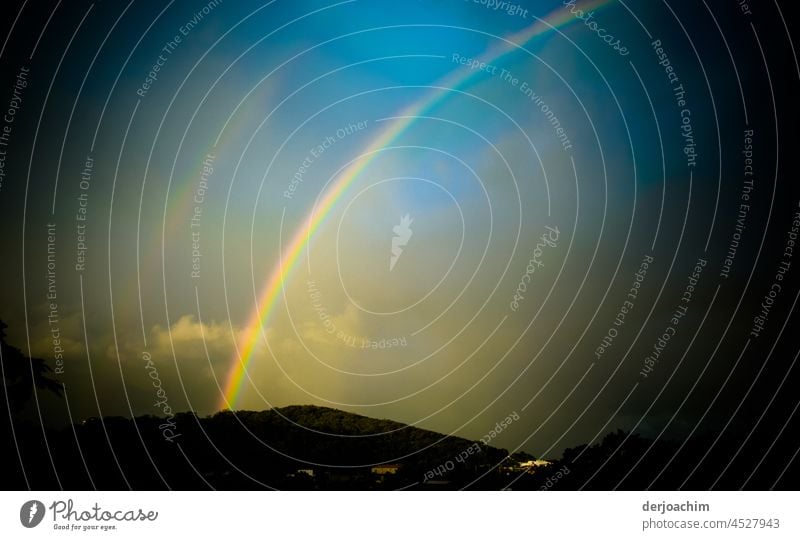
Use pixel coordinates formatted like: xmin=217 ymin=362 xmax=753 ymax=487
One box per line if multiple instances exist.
xmin=3 ymin=406 xmax=795 ymax=490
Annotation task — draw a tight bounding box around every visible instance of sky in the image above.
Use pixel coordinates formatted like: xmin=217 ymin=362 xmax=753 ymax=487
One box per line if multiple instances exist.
xmin=1 ymin=0 xmax=799 ymax=460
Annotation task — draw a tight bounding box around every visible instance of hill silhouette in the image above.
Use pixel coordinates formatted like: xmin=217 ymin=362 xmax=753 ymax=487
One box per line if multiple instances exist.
xmin=4 ymin=404 xmax=796 ymax=490
xmin=5 ymin=405 xmax=520 ymax=489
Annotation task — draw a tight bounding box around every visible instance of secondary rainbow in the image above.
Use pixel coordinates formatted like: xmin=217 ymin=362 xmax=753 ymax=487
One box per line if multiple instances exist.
xmin=219 ymin=0 xmax=611 ymax=409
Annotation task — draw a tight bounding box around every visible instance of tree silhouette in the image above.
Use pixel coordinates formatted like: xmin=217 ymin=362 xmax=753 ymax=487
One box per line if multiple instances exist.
xmin=0 ymin=319 xmax=62 ymax=414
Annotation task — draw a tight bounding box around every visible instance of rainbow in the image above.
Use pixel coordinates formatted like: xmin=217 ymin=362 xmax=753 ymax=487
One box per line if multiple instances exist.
xmin=219 ymin=0 xmax=611 ymax=409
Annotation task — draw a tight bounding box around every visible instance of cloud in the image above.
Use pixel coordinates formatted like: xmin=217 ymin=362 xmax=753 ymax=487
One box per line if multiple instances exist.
xmin=152 ymin=314 xmax=232 ymax=351
xmin=299 ymin=302 xmax=365 ymax=347
xmin=146 ymin=314 xmax=274 ymax=372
